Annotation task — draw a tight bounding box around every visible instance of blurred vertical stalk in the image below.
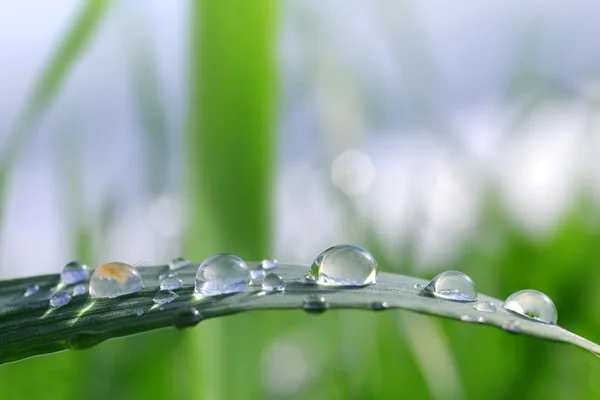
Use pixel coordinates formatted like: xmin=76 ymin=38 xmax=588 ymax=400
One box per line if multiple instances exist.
xmin=0 ymin=0 xmax=111 ymax=266
xmin=187 ymin=1 xmax=278 ymax=399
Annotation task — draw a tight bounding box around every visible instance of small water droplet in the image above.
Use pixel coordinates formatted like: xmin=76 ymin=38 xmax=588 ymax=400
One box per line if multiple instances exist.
xmin=160 ymin=277 xmax=183 ymax=290
xmin=309 ymin=244 xmax=378 ymax=286
xmin=250 ymin=268 xmax=266 ymax=281
xmin=370 ymin=301 xmax=389 ymax=311
xmin=89 ymin=262 xmax=143 ymax=299
xmin=195 ymin=254 xmax=250 ymax=296
xmin=421 ymin=270 xmax=477 ymax=302
xmin=61 ymin=260 xmax=89 ymax=284
xmin=302 ymin=295 xmax=328 ymax=314
xmin=414 ymin=284 xmax=424 ymax=290
xmin=24 ymin=284 xmax=39 ymax=297
xmin=72 ymin=284 xmax=87 ymax=296
xmin=262 ymin=273 xmax=284 ymax=292
xmin=50 ymin=292 xmax=72 ymax=308
xmin=474 ymin=301 xmax=495 ymax=313
xmin=503 ymin=319 xmax=521 ymax=332
xmin=137 ymin=309 xmax=144 ymax=316
xmin=154 ymin=290 xmax=178 ymax=305
xmin=158 ymin=272 xmax=168 ymax=280
xmin=169 ymin=257 xmax=190 ymax=271
xmin=502 ymin=289 xmax=557 ymax=324
xmin=168 ymin=272 xmax=177 ymax=278
xmin=174 ymin=307 xmax=203 ymax=329
xmin=261 ymin=258 xmax=278 ymax=270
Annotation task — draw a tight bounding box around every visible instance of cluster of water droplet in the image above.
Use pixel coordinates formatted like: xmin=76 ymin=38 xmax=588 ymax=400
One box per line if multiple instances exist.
xmin=419 ymin=269 xmax=558 ymax=325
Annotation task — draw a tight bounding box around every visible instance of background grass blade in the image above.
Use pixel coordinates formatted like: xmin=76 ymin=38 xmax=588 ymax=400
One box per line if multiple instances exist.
xmin=187 ymin=1 xmax=278 ymax=399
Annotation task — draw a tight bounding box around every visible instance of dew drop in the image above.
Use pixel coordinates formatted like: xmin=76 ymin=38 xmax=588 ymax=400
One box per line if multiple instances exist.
xmin=503 ymin=319 xmax=521 ymax=333
xmin=302 ymin=295 xmax=328 ymax=314
xmin=474 ymin=301 xmax=495 ymax=313
xmin=24 ymin=284 xmax=39 ymax=297
xmin=421 ymin=270 xmax=477 ymax=302
xmin=195 ymin=254 xmax=250 ymax=296
xmin=73 ymin=284 xmax=87 ymax=296
xmin=89 ymin=262 xmax=143 ymax=299
xmin=250 ymin=268 xmax=266 ymax=281
xmin=261 ymin=258 xmax=278 ymax=270
xmin=61 ymin=260 xmax=89 ymax=285
xmin=137 ymin=309 xmax=144 ymax=316
xmin=160 ymin=277 xmax=183 ymax=290
xmin=262 ymin=273 xmax=285 ymax=292
xmin=50 ymin=292 xmax=72 ymax=308
xmin=154 ymin=290 xmax=178 ymax=305
xmin=370 ymin=301 xmax=389 ymax=311
xmin=158 ymin=272 xmax=168 ymax=280
xmin=502 ymin=289 xmax=558 ymax=324
xmin=169 ymin=257 xmax=190 ymax=271
xmin=174 ymin=307 xmax=203 ymax=329
xmin=309 ymin=244 xmax=378 ymax=286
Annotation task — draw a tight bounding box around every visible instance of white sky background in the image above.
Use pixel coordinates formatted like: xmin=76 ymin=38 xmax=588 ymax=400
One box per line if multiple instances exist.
xmin=1 ymin=1 xmax=600 ymax=278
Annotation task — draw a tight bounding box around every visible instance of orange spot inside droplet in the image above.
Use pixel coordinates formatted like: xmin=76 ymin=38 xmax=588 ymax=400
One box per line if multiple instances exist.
xmin=95 ymin=262 xmax=132 ymax=284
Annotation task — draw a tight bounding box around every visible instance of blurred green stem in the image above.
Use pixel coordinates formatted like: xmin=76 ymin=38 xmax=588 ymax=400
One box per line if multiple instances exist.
xmin=187 ymin=1 xmax=278 ymax=399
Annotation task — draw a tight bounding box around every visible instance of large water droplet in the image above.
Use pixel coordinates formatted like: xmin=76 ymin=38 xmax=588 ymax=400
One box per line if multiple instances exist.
xmin=309 ymin=244 xmax=378 ymax=286
xmin=160 ymin=277 xmax=183 ymax=290
xmin=421 ymin=270 xmax=477 ymax=302
xmin=174 ymin=307 xmax=203 ymax=329
xmin=61 ymin=260 xmax=89 ymax=285
xmin=50 ymin=292 xmax=72 ymax=308
xmin=169 ymin=257 xmax=190 ymax=271
xmin=262 ymin=273 xmax=284 ymax=292
xmin=73 ymin=284 xmax=87 ymax=296
xmin=261 ymin=258 xmax=278 ymax=270
xmin=502 ymin=289 xmax=558 ymax=324
xmin=89 ymin=262 xmax=143 ymax=299
xmin=195 ymin=254 xmax=250 ymax=296
xmin=302 ymin=295 xmax=328 ymax=314
xmin=154 ymin=290 xmax=178 ymax=305
xmin=24 ymin=284 xmax=39 ymax=297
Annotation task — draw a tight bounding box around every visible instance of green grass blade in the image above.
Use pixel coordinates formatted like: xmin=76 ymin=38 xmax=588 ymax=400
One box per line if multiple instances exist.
xmin=0 ymin=263 xmax=598 ymax=365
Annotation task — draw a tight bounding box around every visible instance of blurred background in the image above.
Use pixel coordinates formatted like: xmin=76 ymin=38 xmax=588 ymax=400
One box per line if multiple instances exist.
xmin=1 ymin=0 xmax=600 ymax=398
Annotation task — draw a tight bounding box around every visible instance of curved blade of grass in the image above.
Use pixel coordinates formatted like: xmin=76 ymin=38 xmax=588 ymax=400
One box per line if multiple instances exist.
xmin=0 ymin=262 xmax=598 ymax=365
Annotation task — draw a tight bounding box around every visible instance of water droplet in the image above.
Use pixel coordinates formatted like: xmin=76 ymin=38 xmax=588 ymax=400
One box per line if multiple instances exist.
xmin=24 ymin=284 xmax=39 ymax=297
xmin=174 ymin=307 xmax=203 ymax=329
xmin=502 ymin=289 xmax=558 ymax=324
xmin=474 ymin=301 xmax=496 ymax=313
xmin=89 ymin=262 xmax=143 ymax=299
xmin=160 ymin=277 xmax=183 ymax=290
xmin=250 ymin=268 xmax=266 ymax=281
xmin=309 ymin=244 xmax=378 ymax=286
xmin=168 ymin=272 xmax=177 ymax=278
xmin=195 ymin=254 xmax=250 ymax=296
xmin=61 ymin=260 xmax=89 ymax=284
xmin=503 ymin=319 xmax=521 ymax=332
xmin=262 ymin=273 xmax=285 ymax=292
xmin=414 ymin=284 xmax=424 ymax=290
xmin=370 ymin=301 xmax=389 ymax=311
xmin=50 ymin=292 xmax=72 ymax=308
xmin=154 ymin=290 xmax=178 ymax=305
xmin=158 ymin=272 xmax=168 ymax=280
xmin=73 ymin=284 xmax=87 ymax=296
xmin=261 ymin=258 xmax=278 ymax=270
xmin=302 ymin=295 xmax=328 ymax=314
xmin=421 ymin=270 xmax=477 ymax=302
xmin=169 ymin=257 xmax=190 ymax=271
xmin=137 ymin=309 xmax=144 ymax=316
